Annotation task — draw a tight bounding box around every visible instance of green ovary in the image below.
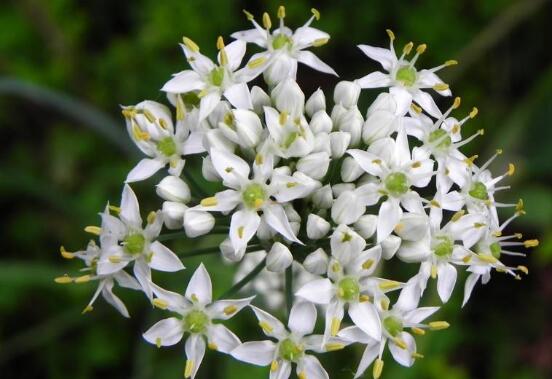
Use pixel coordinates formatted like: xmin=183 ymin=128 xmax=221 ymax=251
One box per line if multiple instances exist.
xmin=490 ymin=242 xmax=501 ymax=259
xmin=209 ymin=66 xmax=225 ymax=87
xmin=272 ymin=34 xmax=292 ymax=50
xmin=283 ymin=132 xmax=298 ymax=149
xmin=242 ymin=183 xmax=266 ymax=209
xmin=428 ymin=129 xmax=452 ymax=150
xmin=395 ymin=66 xmax=417 ymax=87
xmin=383 ymin=316 xmax=403 ymax=337
xmin=124 ymin=233 xmax=145 ymax=255
xmin=157 ymin=137 xmax=177 ymax=157
xmin=279 ymin=338 xmax=303 ymax=362
xmin=337 ymin=277 xmax=360 ymax=302
xmin=469 ymin=181 xmax=489 ymax=200
xmin=433 ymin=237 xmax=454 ymax=257
xmin=385 ymin=172 xmax=409 ymax=196
xmin=184 ymin=310 xmax=209 ymax=334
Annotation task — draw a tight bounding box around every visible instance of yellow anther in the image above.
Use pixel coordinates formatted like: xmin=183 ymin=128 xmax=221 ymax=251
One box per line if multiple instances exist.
xmin=254 ymin=198 xmax=264 ymax=209
xmin=507 ymin=163 xmax=515 ymax=176
xmin=108 ymin=255 xmax=122 ymax=264
xmin=462 ymin=254 xmax=472 ymax=263
xmin=470 ymin=107 xmax=479 ymax=118
xmin=515 ymin=275 xmax=522 ymax=281
xmin=403 ymin=42 xmax=414 ymax=55
xmin=184 ymin=360 xmax=194 ymax=378
xmin=74 ymin=275 xmax=91 ymax=283
xmin=132 ymin=123 xmax=150 ymax=141
xmin=433 ymin=83 xmax=450 ymax=91
xmin=153 ymin=298 xmax=169 ymax=309
xmin=464 ymin=155 xmax=478 ymax=167
xmin=147 ymin=211 xmax=157 ymax=225
xmin=259 ymin=321 xmax=273 ymax=333
xmin=156 ymin=337 xmax=162 ymax=348
xmin=216 ymin=36 xmax=225 ymax=50
xmin=142 ymin=109 xmax=156 ymax=123
xmin=430 ymin=199 xmax=441 ymax=208
xmin=286 ymin=182 xmax=297 ymax=188
xmin=362 ymin=259 xmax=374 ymax=270
xmin=359 ymin=294 xmax=371 ymax=302
xmin=82 ymin=305 xmax=94 ymax=314
xmin=121 ymin=107 xmax=136 ymax=119
xmin=197 ymin=88 xmax=209 ymax=98
xmin=394 ymin=223 xmax=404 ymax=233
xmin=208 ymin=342 xmax=218 ymax=350
xmin=416 ymin=44 xmax=427 ymax=54
xmin=325 ymin=342 xmax=345 ymax=352
xmin=393 ymin=337 xmax=407 ymax=350
xmin=380 ymin=298 xmax=390 ymax=311
xmin=524 ymin=239 xmax=539 ymax=248
xmin=372 ymin=159 xmax=382 ymax=165
xmin=158 ymin=118 xmax=168 ymax=130
xmin=478 ymin=254 xmax=498 ymax=264
xmin=428 ymin=321 xmax=450 ymax=330
xmin=60 ymin=246 xmax=74 ymax=259
xmin=451 ymin=210 xmax=465 ymax=222
xmin=255 ymin=154 xmax=264 ymax=166
xmin=412 ymin=352 xmax=425 ymax=359
xmin=220 ymin=49 xmax=229 ymax=66
xmin=271 ymin=360 xmax=279 ymax=372
xmin=445 ymin=59 xmax=458 ymax=66
xmin=191 ymin=294 xmax=199 ymax=302
xmin=479 ymin=128 xmax=485 ymax=135
xmin=331 ymin=262 xmax=341 ymax=273
xmin=278 ymin=5 xmax=286 ymax=19
xmin=496 ymin=148 xmax=503 ymax=155
xmin=54 ymin=275 xmax=73 ymax=284
xmin=410 ymin=103 xmax=422 ymax=114
xmin=200 ymin=197 xmax=218 ymax=207
xmin=279 ymin=111 xmax=288 ymax=125
xmin=431 ymin=264 xmax=437 ymax=279
xmin=108 ymin=205 xmax=121 ymax=214
xmin=84 ymin=226 xmax=101 ymax=236
xmin=237 ymin=226 xmax=244 ymax=239
xmin=378 ymin=280 xmax=401 ymax=290
xmin=452 ymin=96 xmax=461 ymax=109
xmin=223 ymin=305 xmax=238 ymax=316
xmin=247 ymin=56 xmax=267 ymax=69
xmin=242 ymin=9 xmax=254 ymax=21
xmin=262 ymin=12 xmax=272 ymax=29
xmin=176 ymin=95 xmax=186 ymax=121
xmin=517 ymin=265 xmax=529 ymax=275
xmin=330 ymin=317 xmax=341 ymax=336
xmin=298 ymin=371 xmax=307 ymax=379
xmin=411 ymin=327 xmax=426 ymax=336
xmin=312 ymin=38 xmax=329 ymax=47
xmin=516 ymin=199 xmax=525 ymax=215
xmin=311 ymin=8 xmax=320 ymax=20
xmin=386 ymin=29 xmax=395 ymax=41
xmin=411 ymin=161 xmax=422 ymax=168
xmin=182 ymin=36 xmax=200 ymax=52
xmin=373 ymin=359 xmax=384 ymax=379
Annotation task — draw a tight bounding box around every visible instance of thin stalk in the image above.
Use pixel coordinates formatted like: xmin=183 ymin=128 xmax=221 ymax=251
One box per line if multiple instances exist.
xmin=156 ymin=231 xmax=188 ymax=242
xmin=285 ymin=266 xmax=293 ymax=316
xmin=183 ymin=170 xmax=209 ymax=198
xmin=218 ymin=258 xmax=266 ymax=299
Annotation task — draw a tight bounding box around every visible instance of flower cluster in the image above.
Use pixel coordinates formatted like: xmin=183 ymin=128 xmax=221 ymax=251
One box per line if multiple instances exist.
xmin=55 ymin=7 xmax=537 ymax=379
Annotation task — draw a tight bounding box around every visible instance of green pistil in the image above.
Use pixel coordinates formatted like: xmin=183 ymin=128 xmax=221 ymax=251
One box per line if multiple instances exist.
xmin=184 ymin=310 xmax=209 ymax=334
xmin=469 ymin=181 xmax=489 ymax=200
xmin=385 ymin=172 xmax=409 ymax=197
xmin=283 ymin=132 xmax=298 ymax=149
xmin=242 ymin=183 xmax=266 ymax=209
xmin=209 ymin=66 xmax=225 ymax=87
xmin=337 ymin=277 xmax=360 ymax=302
xmin=395 ymin=66 xmax=417 ymax=87
xmin=490 ymin=242 xmax=501 ymax=259
xmin=428 ymin=129 xmax=452 ymax=150
xmin=279 ymin=338 xmax=303 ymax=362
xmin=272 ymin=34 xmax=292 ymax=50
xmin=433 ymin=236 xmax=454 ymax=257
xmin=124 ymin=233 xmax=145 ymax=255
xmin=383 ymin=316 xmax=403 ymax=337
xmin=157 ymin=137 xmax=176 ymax=157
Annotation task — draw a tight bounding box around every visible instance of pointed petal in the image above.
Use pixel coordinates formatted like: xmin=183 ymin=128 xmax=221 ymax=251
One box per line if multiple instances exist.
xmin=207 ymin=296 xmax=255 ymax=320
xmin=101 ymin=280 xmax=130 ymax=318
xmin=230 ymin=209 xmax=261 ymax=256
xmin=230 ymin=340 xmax=276 ymax=366
xmin=462 ymin=273 xmax=480 ymax=307
xmin=126 ymin=158 xmax=165 ymax=183
xmin=412 ymin=90 xmax=442 ymax=118
xmin=263 ymin=204 xmax=302 ymax=244
xmin=210 ymin=149 xmax=250 ymax=189
xmin=288 ymin=301 xmax=317 ymax=336
xmin=149 ymin=241 xmax=185 ymax=272
xmin=377 ymin=199 xmax=402 ymax=243
xmin=161 ymin=70 xmax=204 ymax=93
xmin=298 ymin=355 xmax=329 ymax=379
xmin=437 ymin=263 xmax=457 ymax=303
xmin=250 ymin=305 xmax=287 ymax=339
xmin=272 ymin=360 xmax=292 ymax=379
xmin=151 ymin=281 xmax=190 ymax=313
xmin=121 ymin=184 xmax=142 ymax=228
xmin=354 ymin=344 xmax=380 ymax=379
xmin=295 ymin=278 xmax=334 ymax=305
xmin=348 ymin=302 xmax=382 ymax=341
xmin=346 ymin=149 xmax=384 ymax=176
xmin=185 ymin=334 xmax=206 ymax=379
xmin=404 ymin=306 xmax=440 ymax=324
xmin=199 ymin=91 xmax=221 ymax=121
xmin=185 ymin=263 xmax=212 ymax=305
xmin=222 ymin=40 xmax=246 ymax=71
xmin=389 ymin=332 xmax=416 ymax=367
xmin=134 ymin=259 xmax=152 ymax=300
xmin=296 ymin=50 xmax=337 ymax=76
xmin=224 ymin=82 xmax=253 ymax=109
xmin=143 ymin=317 xmax=184 ymax=346
xmin=207 ymin=324 xmax=240 ymax=353
xmin=356 ymin=71 xmax=392 ymax=88
xmin=357 ymin=44 xmax=397 ymax=71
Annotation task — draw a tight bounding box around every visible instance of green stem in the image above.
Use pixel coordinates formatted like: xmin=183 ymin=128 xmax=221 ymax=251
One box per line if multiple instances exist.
xmin=285 ymin=266 xmax=293 ymax=316
xmin=218 ymin=258 xmax=266 ymax=299
xmin=183 ymin=170 xmax=209 ymax=198
xmin=156 ymin=231 xmax=188 ymax=242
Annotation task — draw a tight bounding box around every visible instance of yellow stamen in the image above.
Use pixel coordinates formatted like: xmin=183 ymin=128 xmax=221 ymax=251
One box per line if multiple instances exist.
xmin=330 ymin=317 xmax=341 ymax=336
xmin=380 ymin=298 xmax=390 ymax=311
xmin=464 ymin=155 xmax=478 ymax=167
xmin=152 ymin=298 xmax=169 ymax=309
xmin=516 ymin=199 xmax=525 ymax=215
xmin=184 ymin=360 xmax=194 ymax=378
xmin=191 ymin=294 xmax=199 ymax=302
xmin=200 ymin=197 xmax=218 ymax=207
xmin=216 ymin=36 xmax=225 ymax=50
xmin=478 ymin=254 xmax=497 ymax=264
xmin=255 ymin=154 xmax=264 ymax=165
xmin=416 ymin=44 xmax=427 ymax=54
xmin=362 ymin=259 xmax=374 ymax=270
xmin=278 ymin=6 xmax=286 ymax=19
xmin=74 ymin=275 xmax=91 ymax=283
xmin=84 ymin=226 xmax=101 ymax=236
xmin=298 ymin=371 xmax=307 ymax=379
xmin=433 ymin=83 xmax=450 ymax=91
xmin=54 ymin=275 xmax=73 ymax=284
xmin=247 ymin=56 xmax=267 ymax=69
xmin=393 ymin=337 xmax=407 ymax=349
xmin=60 ymin=246 xmax=74 ymax=259
xmin=286 ymin=182 xmax=297 ymax=188
xmin=462 ymin=254 xmax=472 ymax=263
xmin=108 ymin=205 xmax=121 ymax=214
xmin=506 ymin=163 xmax=515 ymax=176
xmin=524 ymin=239 xmax=539 ymax=248
xmin=182 ymin=37 xmax=200 ymax=52
xmin=373 ymin=359 xmax=384 ymax=379
xmin=378 ymin=280 xmax=401 ymax=290
xmin=429 ymin=321 xmax=450 ymax=330
xmin=445 ymin=59 xmax=458 ymax=66
xmin=412 ymin=352 xmax=425 ymax=359
xmin=81 ymin=305 xmax=93 ymax=314
xmin=359 ymin=294 xmax=371 ymax=302
xmin=470 ymin=107 xmax=478 ymax=118
xmin=237 ymin=226 xmax=244 ymax=239
xmin=312 ymin=38 xmax=329 ymax=47
xmin=325 ymin=342 xmax=345 ymax=352
xmin=431 ymin=264 xmax=437 ymax=279
xmin=242 ymin=9 xmax=254 ymax=21
xmin=403 ymin=42 xmax=413 ymax=55
xmin=451 ymin=210 xmax=465 ymax=222
xmin=142 ymin=109 xmax=156 ymax=123
xmin=156 ymin=337 xmax=162 ymax=348
xmin=279 ymin=111 xmax=288 ymax=125
xmin=331 ymin=262 xmax=341 ymax=273
xmin=147 ymin=211 xmax=157 ymax=224
xmin=386 ymin=29 xmax=395 ymax=41
xmin=262 ymin=12 xmax=272 ymax=29
xmin=208 ymin=342 xmax=218 ymax=350
xmin=223 ymin=305 xmax=237 ymax=316
xmin=517 ymin=265 xmax=529 ymax=275
xmin=254 ymin=198 xmax=264 ymax=209
xmin=430 ymin=199 xmax=441 ymax=208
xmin=311 ymin=8 xmax=320 ymax=20
xmin=108 ymin=255 xmax=122 ymax=264
xmin=259 ymin=321 xmax=273 ymax=334
xmin=410 ymin=103 xmax=422 ymax=114
xmin=220 ymin=49 xmax=228 ymax=66
xmin=271 ymin=360 xmax=279 ymax=372
xmin=452 ymin=96 xmax=461 ymax=109
xmin=411 ymin=327 xmax=426 ymax=336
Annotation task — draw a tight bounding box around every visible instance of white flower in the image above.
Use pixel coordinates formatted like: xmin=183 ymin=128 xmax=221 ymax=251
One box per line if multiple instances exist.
xmin=219 ymin=108 xmax=264 ymax=149
xmin=162 ymin=37 xmax=258 ymax=121
xmin=356 ymin=30 xmax=456 ymax=117
xmin=183 ymin=209 xmax=215 ymax=238
xmin=233 ymin=7 xmax=337 ymax=85
xmin=306 ymin=214 xmax=331 ymax=240
xmin=266 ymin=242 xmax=293 ymax=272
xmin=156 ymin=175 xmax=191 ymax=203
xmin=231 ymin=302 xmax=347 ymax=379
xmin=96 ymin=185 xmax=184 ymax=300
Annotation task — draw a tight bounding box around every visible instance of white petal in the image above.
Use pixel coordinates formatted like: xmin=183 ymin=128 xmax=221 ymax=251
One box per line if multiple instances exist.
xmin=151 ymin=282 xmax=190 ymax=313
xmin=389 ymin=331 xmax=416 ymax=367
xmin=143 ymin=317 xmax=184 ymax=346
xmin=377 ymin=199 xmax=402 ymax=243
xmin=356 ymin=71 xmax=392 ymax=88
xmin=263 ymin=204 xmax=302 ymax=244
xmin=338 ymin=326 xmax=373 ymax=344
xmin=185 ymin=334 xmax=206 ymax=379
xmin=346 ymin=149 xmax=384 ymax=176
xmin=354 ymin=344 xmax=380 ymax=379
xmin=222 ymin=40 xmax=246 ymax=71
xmin=195 ymin=189 xmax=241 ymax=212
xmin=133 ymin=259 xmax=152 ymax=300
xmin=288 ymin=301 xmax=317 ymax=336
xmin=298 ymin=355 xmax=329 ymax=379
xmin=231 ymin=28 xmax=267 ymax=47
xmin=272 ymin=360 xmax=292 ymax=379
xmin=462 ymin=273 xmax=480 ymax=307
xmin=101 ymin=280 xmax=130 ymax=318
xmin=324 ymin=300 xmax=345 ymax=339
xmin=357 ymin=44 xmax=396 ymax=71
xmin=250 ymin=305 xmax=287 ymax=339
xmin=230 ymin=209 xmax=261 ymax=255
xmin=126 ymin=158 xmax=165 ymax=183
xmin=295 ymin=278 xmax=334 ymax=305
xmin=161 ymin=70 xmax=204 ymax=93
xmin=437 ymin=263 xmax=457 ymax=303
xmin=148 ymin=241 xmax=184 ymax=272
xmin=224 ymin=82 xmax=253 ymax=110
xmin=412 ymin=90 xmax=442 ymax=118
xmin=207 ymin=324 xmax=240 ymax=353
xmin=120 ymin=184 xmax=142 ymax=228
xmin=389 ymin=87 xmax=413 ymax=115
xmin=296 ymin=50 xmax=337 ymax=76
xmin=199 ymin=91 xmax=221 ymax=121
xmin=231 ymin=341 xmax=276 ymax=366
xmin=185 ymin=263 xmax=212 ymax=305
xmin=293 ymin=26 xmax=329 ymax=49
xmin=348 ymin=302 xmax=382 ymax=341
xmin=404 ymin=306 xmax=440 ymax=324
xmin=113 ymin=270 xmax=141 ymax=290
xmin=207 ymin=296 xmax=255 ymax=320
xmin=210 ymin=149 xmax=250 ymax=188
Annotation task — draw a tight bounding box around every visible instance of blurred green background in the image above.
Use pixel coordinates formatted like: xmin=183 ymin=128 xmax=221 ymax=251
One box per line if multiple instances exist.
xmin=1 ymin=0 xmax=551 ymax=378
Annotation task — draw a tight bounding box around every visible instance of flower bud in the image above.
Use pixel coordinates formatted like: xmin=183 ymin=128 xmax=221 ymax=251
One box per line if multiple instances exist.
xmin=266 ymin=242 xmax=293 ymax=272
xmin=334 ymin=80 xmax=361 ymax=108
xmin=381 ymin=235 xmax=401 ymax=260
xmin=329 ymin=131 xmax=351 ymax=158
xmin=202 ymin=156 xmax=220 ymax=181
xmin=313 ymin=133 xmax=331 ymax=155
xmin=367 ymin=92 xmax=397 ymax=115
xmin=204 ymin=129 xmax=235 ymax=152
xmin=162 ymin=201 xmax=187 ymax=230
xmin=330 ymin=103 xmax=347 ymax=123
xmin=303 ymin=248 xmax=329 ymax=275
xmin=251 ymin=85 xmax=271 ymax=114
xmin=340 ymin=156 xmax=364 ymax=182
xmin=362 ymin=110 xmax=397 ymax=144
xmin=156 ymin=175 xmax=191 ymax=203
xmin=271 ymin=78 xmax=305 ymax=116
xmin=307 ymin=214 xmax=331 ymax=239
xmin=336 ymin=108 xmax=363 ymax=146
xmin=311 ymin=184 xmax=333 ymax=209
xmin=309 ymin=110 xmax=333 ymax=134
xmin=297 ymin=152 xmax=330 ymax=180
xmin=290 ymin=221 xmax=301 ymax=237
xmin=219 ymin=238 xmax=245 ymax=262
xmin=285 ymin=204 xmax=301 ymax=223
xmin=256 ymin=218 xmax=274 ymax=241
xmin=183 ymin=209 xmax=215 ymax=238
xmin=332 ymin=183 xmax=356 ymax=197
xmin=331 ymin=190 xmax=365 ymax=225
xmin=306 ymin=88 xmax=326 ymax=117
xmin=220 ymin=109 xmax=263 ymax=148
xmin=395 ymin=213 xmax=428 ymax=242
xmin=354 ymin=214 xmax=378 ymax=239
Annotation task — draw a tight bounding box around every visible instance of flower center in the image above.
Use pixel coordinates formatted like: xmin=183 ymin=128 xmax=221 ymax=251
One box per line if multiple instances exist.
xmin=272 ymin=33 xmax=292 ymax=50
xmin=184 ymin=310 xmax=209 ymax=334
xmin=490 ymin=242 xmax=501 ymax=259
xmin=209 ymin=66 xmax=225 ymax=87
xmin=337 ymin=277 xmax=360 ymax=302
xmin=469 ymin=181 xmax=489 ymax=200
xmin=395 ymin=65 xmax=417 ymax=87
xmin=279 ymin=338 xmax=303 ymax=362
xmin=124 ymin=233 xmax=145 ymax=255
xmin=242 ymin=183 xmax=266 ymax=210
xmin=385 ymin=172 xmax=409 ymax=197
xmin=383 ymin=316 xmax=403 ymax=337
xmin=433 ymin=236 xmax=454 ymax=257
xmin=283 ymin=131 xmax=299 ymax=148
xmin=428 ymin=129 xmax=452 ymax=150
xmin=157 ymin=137 xmax=177 ymax=157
